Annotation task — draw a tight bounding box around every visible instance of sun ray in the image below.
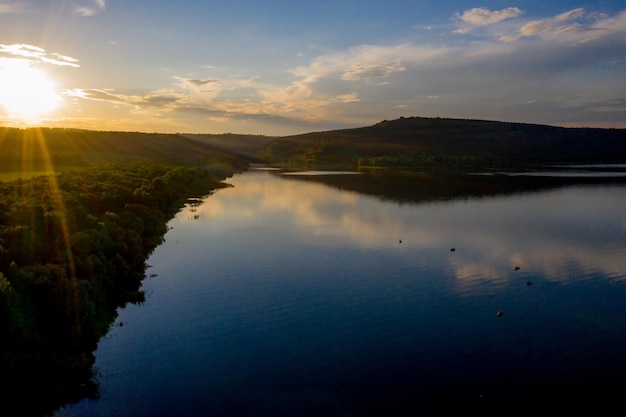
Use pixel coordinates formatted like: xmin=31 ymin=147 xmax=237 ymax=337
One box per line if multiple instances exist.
xmin=25 ymin=128 xmax=80 ymax=330
xmin=25 ymin=129 xmax=76 ymax=273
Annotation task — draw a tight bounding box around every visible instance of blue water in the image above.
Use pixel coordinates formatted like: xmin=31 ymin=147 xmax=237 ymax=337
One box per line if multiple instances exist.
xmin=55 ymin=169 xmax=626 ymax=415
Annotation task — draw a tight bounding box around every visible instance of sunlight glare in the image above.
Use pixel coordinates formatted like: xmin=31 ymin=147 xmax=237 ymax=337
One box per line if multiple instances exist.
xmin=0 ymin=64 xmax=61 ymax=120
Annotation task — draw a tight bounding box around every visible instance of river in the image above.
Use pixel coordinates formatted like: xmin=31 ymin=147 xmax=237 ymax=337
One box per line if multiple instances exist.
xmin=55 ymin=167 xmax=626 ymax=415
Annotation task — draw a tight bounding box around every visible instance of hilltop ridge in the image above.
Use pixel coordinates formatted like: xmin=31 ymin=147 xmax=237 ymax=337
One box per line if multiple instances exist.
xmin=254 ymin=116 xmax=626 ymax=168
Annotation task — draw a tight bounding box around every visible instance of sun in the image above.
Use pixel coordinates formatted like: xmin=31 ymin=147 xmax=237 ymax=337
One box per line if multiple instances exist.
xmin=0 ymin=64 xmax=61 ymax=121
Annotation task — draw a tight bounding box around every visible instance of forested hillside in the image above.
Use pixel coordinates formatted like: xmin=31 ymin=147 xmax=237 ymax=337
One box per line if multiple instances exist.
xmin=181 ymin=133 xmax=276 ymax=161
xmin=0 ymin=127 xmax=248 ymax=179
xmin=255 ymin=117 xmax=626 ymax=168
xmin=0 ymin=127 xmax=247 ymax=416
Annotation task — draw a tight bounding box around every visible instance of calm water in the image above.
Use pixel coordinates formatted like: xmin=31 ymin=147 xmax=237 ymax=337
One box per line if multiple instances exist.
xmin=56 ymin=168 xmax=626 ymax=415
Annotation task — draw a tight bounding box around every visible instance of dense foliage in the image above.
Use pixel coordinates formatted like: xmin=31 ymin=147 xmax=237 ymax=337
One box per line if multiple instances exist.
xmin=255 ymin=116 xmax=626 ymax=168
xmin=0 ymin=161 xmax=230 ymax=416
xmin=0 ymin=127 xmax=248 ymax=178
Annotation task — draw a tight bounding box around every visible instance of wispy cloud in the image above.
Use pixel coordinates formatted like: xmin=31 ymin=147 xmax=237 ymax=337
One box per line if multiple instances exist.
xmin=287 ymin=43 xmax=446 ymax=99
xmin=516 ymin=8 xmax=585 ymax=38
xmin=186 ymin=79 xmax=219 ymax=88
xmin=453 ymin=7 xmax=523 ymax=34
xmin=67 ymin=88 xmax=183 ymax=109
xmin=495 ymin=7 xmax=623 ymax=43
xmin=176 ymin=77 xmax=220 ymax=92
xmin=450 ymin=7 xmax=618 ymax=45
xmin=74 ymin=0 xmax=105 ymax=17
xmin=177 ymin=105 xmax=317 ymax=129
xmin=0 ymin=2 xmax=27 ymax=14
xmin=341 ymin=61 xmax=406 ymax=81
xmin=0 ymin=44 xmax=80 ymax=67
xmin=455 ymin=7 xmax=523 ymax=26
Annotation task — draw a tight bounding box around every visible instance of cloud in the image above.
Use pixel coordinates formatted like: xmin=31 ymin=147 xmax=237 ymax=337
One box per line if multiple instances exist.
xmin=69 ymin=88 xmax=183 ymax=109
xmin=560 ymin=97 xmax=626 ymax=118
xmin=595 ymin=10 xmax=626 ymax=30
xmin=51 ymin=52 xmax=80 ymax=65
xmin=66 ymin=89 xmax=123 ymax=102
xmin=290 ymin=43 xmax=446 ymax=91
xmin=176 ymin=77 xmax=220 ymax=91
xmin=69 ymin=85 xmax=214 ymax=114
xmin=455 ymin=7 xmax=523 ymax=26
xmin=0 ymin=43 xmax=44 ymax=58
xmin=0 ymin=2 xmax=27 ymax=14
xmin=501 ymin=7 xmax=598 ymax=41
xmin=341 ymin=61 xmax=406 ymax=81
xmin=68 ymin=73 xmax=358 ymax=132
xmin=554 ymin=8 xmax=586 ymax=22
xmin=329 ymin=93 xmax=359 ymax=103
xmin=176 ymin=105 xmax=324 ymax=131
xmin=453 ymin=7 xmax=523 ymax=34
xmin=0 ymin=44 xmax=80 ymax=67
xmin=74 ymin=0 xmax=105 ymax=17
xmin=187 ymin=79 xmax=218 ymax=87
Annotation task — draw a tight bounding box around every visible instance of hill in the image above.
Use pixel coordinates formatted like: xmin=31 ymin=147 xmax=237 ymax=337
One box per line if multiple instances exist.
xmin=181 ymin=133 xmax=276 ymax=161
xmin=6 ymin=118 xmax=622 ymax=177
xmin=0 ymin=127 xmax=248 ymax=180
xmin=255 ymin=117 xmax=626 ymax=169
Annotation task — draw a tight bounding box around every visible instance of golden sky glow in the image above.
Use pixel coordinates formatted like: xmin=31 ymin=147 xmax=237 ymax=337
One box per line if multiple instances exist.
xmin=1 ymin=1 xmax=625 ymax=135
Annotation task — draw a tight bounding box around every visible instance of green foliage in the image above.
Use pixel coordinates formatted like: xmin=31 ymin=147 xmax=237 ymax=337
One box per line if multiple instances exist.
xmin=0 ymin=271 xmax=9 ymax=292
xmin=0 ymin=127 xmax=248 ymax=179
xmin=0 ymin=160 xmax=233 ymax=416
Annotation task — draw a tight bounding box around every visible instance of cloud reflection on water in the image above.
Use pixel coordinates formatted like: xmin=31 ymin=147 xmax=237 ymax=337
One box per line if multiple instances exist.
xmin=186 ymin=171 xmax=626 ymax=289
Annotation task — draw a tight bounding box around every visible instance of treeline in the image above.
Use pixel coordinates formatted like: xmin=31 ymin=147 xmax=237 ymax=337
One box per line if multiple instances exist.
xmin=0 ymin=127 xmax=248 ymax=176
xmin=0 ymin=161 xmax=230 ymax=416
xmin=255 ymin=116 xmax=626 ymax=169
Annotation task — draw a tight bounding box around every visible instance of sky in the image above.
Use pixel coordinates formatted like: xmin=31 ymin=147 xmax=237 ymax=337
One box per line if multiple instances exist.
xmin=0 ymin=1 xmax=625 ymax=136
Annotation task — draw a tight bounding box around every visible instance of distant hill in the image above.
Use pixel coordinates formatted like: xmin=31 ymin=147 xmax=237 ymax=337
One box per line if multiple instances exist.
xmin=254 ymin=117 xmax=626 ymax=169
xmin=3 ymin=118 xmax=624 ymax=178
xmin=0 ymin=127 xmax=248 ymax=179
xmin=181 ymin=133 xmax=276 ymax=161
